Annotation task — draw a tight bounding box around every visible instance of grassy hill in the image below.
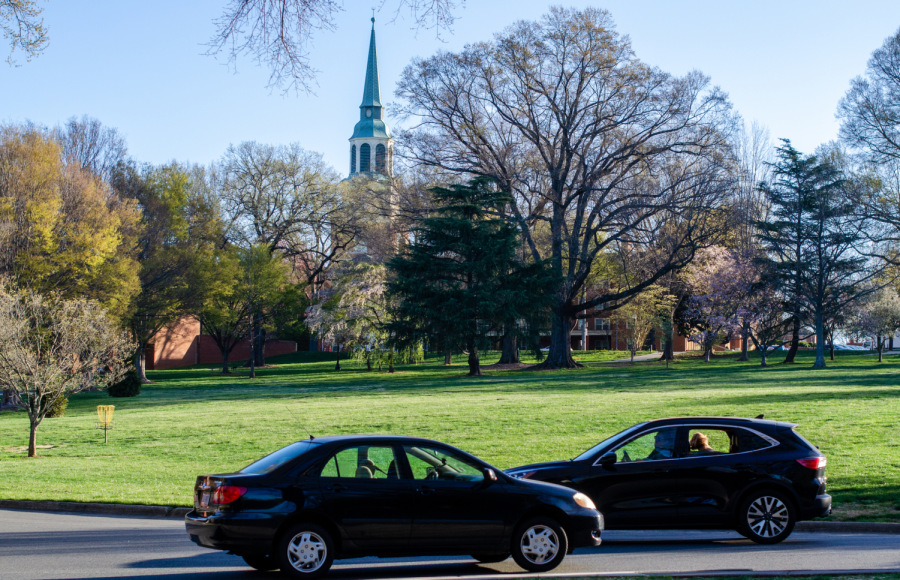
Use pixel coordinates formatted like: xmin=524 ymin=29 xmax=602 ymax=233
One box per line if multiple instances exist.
xmin=0 ymin=349 xmax=897 ymax=522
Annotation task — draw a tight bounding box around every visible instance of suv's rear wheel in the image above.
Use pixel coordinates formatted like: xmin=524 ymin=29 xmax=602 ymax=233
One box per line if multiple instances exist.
xmin=738 ymin=490 xmax=796 ymax=544
xmin=276 ymin=523 xmax=334 ymax=578
xmin=241 ymin=553 xmax=278 ymax=571
xmin=510 ymin=517 xmax=568 ymax=572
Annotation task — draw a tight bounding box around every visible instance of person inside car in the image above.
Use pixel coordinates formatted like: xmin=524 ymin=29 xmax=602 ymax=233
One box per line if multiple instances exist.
xmin=646 ymin=429 xmax=677 ymax=460
xmin=690 ymin=432 xmax=715 ymax=453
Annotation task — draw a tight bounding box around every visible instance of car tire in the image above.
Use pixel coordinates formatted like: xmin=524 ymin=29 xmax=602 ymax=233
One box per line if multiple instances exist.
xmin=276 ymin=523 xmax=335 ymax=578
xmin=241 ymin=553 xmax=278 ymax=571
xmin=510 ymin=517 xmax=568 ymax=572
xmin=737 ymin=489 xmax=796 ymax=544
xmin=471 ymin=553 xmax=509 ymax=564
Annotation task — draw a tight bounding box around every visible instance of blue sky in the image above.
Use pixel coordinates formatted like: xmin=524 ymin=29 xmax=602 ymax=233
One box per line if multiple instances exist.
xmin=3 ymin=1 xmax=900 ymax=175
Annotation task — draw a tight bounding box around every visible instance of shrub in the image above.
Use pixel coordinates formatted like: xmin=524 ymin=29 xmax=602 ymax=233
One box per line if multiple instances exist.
xmin=46 ymin=396 xmax=68 ymax=418
xmin=108 ymin=372 xmax=141 ymax=398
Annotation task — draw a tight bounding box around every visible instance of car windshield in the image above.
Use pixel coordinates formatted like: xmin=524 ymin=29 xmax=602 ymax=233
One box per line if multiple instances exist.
xmin=572 ymin=422 xmax=649 ymax=461
xmin=241 ymin=441 xmax=318 ymax=474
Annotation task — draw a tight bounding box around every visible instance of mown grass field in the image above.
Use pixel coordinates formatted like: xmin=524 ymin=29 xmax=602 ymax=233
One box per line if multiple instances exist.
xmin=1 ymin=349 xmax=898 ymax=522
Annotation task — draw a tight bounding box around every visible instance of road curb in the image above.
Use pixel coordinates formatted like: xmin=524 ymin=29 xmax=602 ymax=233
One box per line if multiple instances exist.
xmin=0 ymin=500 xmax=191 ymax=518
xmin=0 ymin=500 xmax=898 ymax=534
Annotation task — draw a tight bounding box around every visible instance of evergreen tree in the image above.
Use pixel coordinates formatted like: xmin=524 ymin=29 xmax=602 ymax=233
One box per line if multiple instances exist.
xmin=386 ymin=178 xmax=556 ymax=376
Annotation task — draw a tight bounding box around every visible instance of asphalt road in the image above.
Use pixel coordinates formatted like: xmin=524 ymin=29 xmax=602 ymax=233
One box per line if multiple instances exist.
xmin=2 ymin=509 xmax=899 ymax=580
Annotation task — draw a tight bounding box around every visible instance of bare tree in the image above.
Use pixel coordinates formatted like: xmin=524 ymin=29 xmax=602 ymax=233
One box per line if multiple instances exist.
xmin=1 ymin=0 xmax=47 ymax=65
xmin=206 ymin=0 xmax=463 ymax=94
xmin=394 ymin=7 xmax=735 ymax=368
xmin=0 ymin=285 xmax=134 ymax=457
xmin=57 ymin=116 xmax=128 ymax=182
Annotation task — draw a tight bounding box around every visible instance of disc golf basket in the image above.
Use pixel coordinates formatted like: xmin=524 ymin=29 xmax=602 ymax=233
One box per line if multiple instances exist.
xmin=96 ymin=405 xmax=115 ymax=443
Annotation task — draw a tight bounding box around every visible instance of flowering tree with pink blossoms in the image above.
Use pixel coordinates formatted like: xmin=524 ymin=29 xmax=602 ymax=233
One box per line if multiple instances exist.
xmin=682 ymin=246 xmax=757 ymax=362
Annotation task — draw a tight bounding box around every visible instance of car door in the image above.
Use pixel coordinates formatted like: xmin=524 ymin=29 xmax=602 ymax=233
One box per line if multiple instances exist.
xmin=318 ymin=443 xmax=415 ymax=548
xmin=674 ymin=425 xmax=771 ymax=527
xmin=582 ymin=426 xmax=683 ymax=529
xmin=402 ymin=444 xmax=509 ymax=550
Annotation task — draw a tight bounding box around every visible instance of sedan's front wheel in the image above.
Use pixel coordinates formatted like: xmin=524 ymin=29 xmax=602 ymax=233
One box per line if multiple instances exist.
xmin=738 ymin=490 xmax=796 ymax=544
xmin=276 ymin=523 xmax=334 ymax=578
xmin=511 ymin=517 xmax=568 ymax=572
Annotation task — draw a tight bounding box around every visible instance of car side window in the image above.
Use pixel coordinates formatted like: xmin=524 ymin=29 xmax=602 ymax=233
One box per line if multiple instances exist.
xmin=320 ymin=445 xmax=401 ymax=479
xmin=403 ymin=445 xmax=484 ymax=482
xmin=613 ymin=427 xmax=679 ymax=463
xmin=687 ymin=427 xmax=772 ymax=455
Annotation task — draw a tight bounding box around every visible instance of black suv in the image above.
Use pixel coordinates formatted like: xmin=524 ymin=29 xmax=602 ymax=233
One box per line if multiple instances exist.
xmin=506 ymin=417 xmax=830 ymax=544
xmin=185 ymin=435 xmax=602 ymax=577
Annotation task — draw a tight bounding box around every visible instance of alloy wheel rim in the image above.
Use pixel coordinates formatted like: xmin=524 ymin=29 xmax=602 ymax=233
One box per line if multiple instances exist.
xmin=520 ymin=525 xmax=560 ymax=564
xmin=287 ymin=531 xmax=327 ymax=573
xmin=747 ymin=496 xmax=789 ymax=538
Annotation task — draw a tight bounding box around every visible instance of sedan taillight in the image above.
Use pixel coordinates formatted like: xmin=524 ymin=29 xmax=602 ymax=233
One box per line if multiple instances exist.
xmin=212 ymin=485 xmax=247 ymax=505
xmin=797 ymin=457 xmax=826 ymax=469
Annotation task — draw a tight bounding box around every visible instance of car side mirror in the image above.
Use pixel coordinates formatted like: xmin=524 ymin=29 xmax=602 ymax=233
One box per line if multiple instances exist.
xmin=482 ymin=468 xmax=498 ymax=487
xmin=599 ymin=452 xmax=617 ymax=466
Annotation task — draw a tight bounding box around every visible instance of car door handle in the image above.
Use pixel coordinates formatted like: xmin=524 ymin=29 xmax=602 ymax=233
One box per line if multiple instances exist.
xmin=325 ymin=484 xmax=346 ymax=492
xmin=415 ymin=486 xmax=434 ymax=496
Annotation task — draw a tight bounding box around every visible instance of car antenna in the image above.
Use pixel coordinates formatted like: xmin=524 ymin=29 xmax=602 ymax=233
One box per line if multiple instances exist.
xmin=755 ymin=414 xmax=764 ymax=419
xmin=283 ymin=401 xmax=315 ymax=440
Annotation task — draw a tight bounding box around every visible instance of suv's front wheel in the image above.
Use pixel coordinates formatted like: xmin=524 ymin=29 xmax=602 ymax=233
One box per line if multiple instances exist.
xmin=510 ymin=517 xmax=568 ymax=572
xmin=738 ymin=490 xmax=796 ymax=544
xmin=276 ymin=523 xmax=335 ymax=578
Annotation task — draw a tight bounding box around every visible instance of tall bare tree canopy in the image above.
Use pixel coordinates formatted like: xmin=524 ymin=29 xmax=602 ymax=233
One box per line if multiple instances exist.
xmin=207 ymin=0 xmax=463 ymax=93
xmin=1 ymin=0 xmax=47 ymax=65
xmin=394 ymin=6 xmax=736 ymax=367
xmin=57 ymin=116 xmax=128 ymax=182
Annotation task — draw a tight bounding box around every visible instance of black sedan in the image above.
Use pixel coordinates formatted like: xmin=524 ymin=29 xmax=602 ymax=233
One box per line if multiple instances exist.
xmin=186 ymin=435 xmax=602 ymax=577
xmin=506 ymin=417 xmax=831 ymax=544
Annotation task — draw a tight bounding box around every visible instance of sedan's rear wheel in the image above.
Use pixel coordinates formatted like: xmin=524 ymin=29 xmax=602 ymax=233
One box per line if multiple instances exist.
xmin=241 ymin=553 xmax=278 ymax=571
xmin=738 ymin=490 xmax=795 ymax=544
xmin=471 ymin=553 xmax=509 ymax=564
xmin=276 ymin=523 xmax=334 ymax=578
xmin=511 ymin=517 xmax=568 ymax=572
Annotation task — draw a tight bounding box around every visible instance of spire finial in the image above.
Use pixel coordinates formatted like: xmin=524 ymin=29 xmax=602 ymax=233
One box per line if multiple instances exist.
xmin=371 ymin=8 xmax=375 ymax=25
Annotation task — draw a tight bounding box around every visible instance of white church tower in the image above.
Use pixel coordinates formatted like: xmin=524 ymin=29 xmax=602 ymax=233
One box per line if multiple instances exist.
xmin=349 ymin=17 xmax=392 ymax=178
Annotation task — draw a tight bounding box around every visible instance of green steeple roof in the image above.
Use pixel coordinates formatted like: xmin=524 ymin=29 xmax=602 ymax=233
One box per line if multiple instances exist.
xmin=350 ymin=17 xmax=391 ymax=141
xmin=361 ymin=18 xmax=382 ymax=107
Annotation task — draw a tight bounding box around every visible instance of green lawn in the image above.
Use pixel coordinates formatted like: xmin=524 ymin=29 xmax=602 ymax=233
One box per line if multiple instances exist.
xmin=1 ymin=349 xmax=898 ymax=522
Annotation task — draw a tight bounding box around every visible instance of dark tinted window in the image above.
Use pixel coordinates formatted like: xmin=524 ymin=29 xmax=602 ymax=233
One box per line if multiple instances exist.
xmin=241 ymin=441 xmax=318 ymax=474
xmin=735 ymin=429 xmax=772 ymax=452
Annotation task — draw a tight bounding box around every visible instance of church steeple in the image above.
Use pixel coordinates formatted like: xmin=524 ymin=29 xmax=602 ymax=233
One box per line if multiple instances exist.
xmin=360 ymin=17 xmax=383 ymax=108
xmin=349 ymin=16 xmax=392 ymax=178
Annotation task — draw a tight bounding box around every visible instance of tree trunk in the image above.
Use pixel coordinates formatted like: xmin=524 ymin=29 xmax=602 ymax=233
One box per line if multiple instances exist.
xmin=813 ymin=311 xmax=826 ymax=369
xmin=248 ymin=319 xmax=256 ymax=379
xmin=222 ymin=350 xmax=230 ymax=374
xmin=366 ymin=351 xmax=373 ymax=371
xmin=783 ymin=315 xmax=800 ymax=363
xmin=254 ymin=324 xmax=266 ymax=367
xmin=499 ymin=331 xmax=519 ymax=364
xmin=2 ymin=388 xmax=22 ymax=409
xmin=134 ymin=348 xmax=151 ymax=384
xmin=335 ymin=344 xmax=341 ymax=371
xmin=28 ymin=419 xmax=39 ymax=458
xmin=388 ymin=351 xmax=395 ymax=373
xmin=703 ymin=341 xmax=712 ymax=363
xmin=539 ymin=309 xmax=579 ymax=369
xmin=878 ymin=338 xmax=884 ymax=363
xmin=737 ymin=321 xmax=751 ymax=362
xmin=466 ymin=337 xmax=482 ymax=376
xmin=760 ymin=348 xmax=768 ymax=367
xmin=444 ymin=350 xmax=452 ymax=365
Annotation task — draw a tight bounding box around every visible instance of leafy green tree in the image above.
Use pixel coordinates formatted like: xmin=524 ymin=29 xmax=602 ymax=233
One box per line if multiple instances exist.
xmin=386 ymin=178 xmax=556 ymax=376
xmin=111 ymin=162 xmax=224 ymax=382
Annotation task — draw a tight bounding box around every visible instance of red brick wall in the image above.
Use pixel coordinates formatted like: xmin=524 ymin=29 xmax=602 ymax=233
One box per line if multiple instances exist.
xmin=197 ymin=336 xmax=297 ymax=365
xmin=151 ymin=318 xmax=200 ymax=370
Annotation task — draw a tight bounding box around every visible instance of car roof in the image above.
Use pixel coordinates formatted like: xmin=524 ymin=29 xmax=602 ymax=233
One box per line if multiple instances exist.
xmin=642 ymin=417 xmax=797 ymax=430
xmin=295 ymin=434 xmax=452 ymax=445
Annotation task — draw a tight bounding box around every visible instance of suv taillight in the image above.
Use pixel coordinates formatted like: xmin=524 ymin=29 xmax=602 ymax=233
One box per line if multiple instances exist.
xmin=797 ymin=457 xmax=826 ymax=469
xmin=212 ymin=485 xmax=247 ymax=505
